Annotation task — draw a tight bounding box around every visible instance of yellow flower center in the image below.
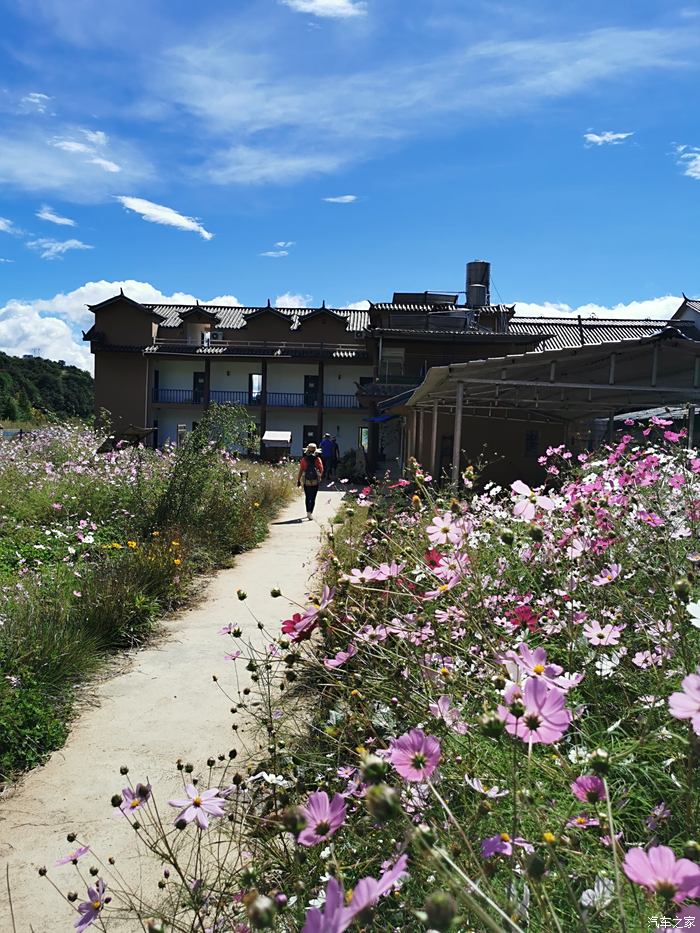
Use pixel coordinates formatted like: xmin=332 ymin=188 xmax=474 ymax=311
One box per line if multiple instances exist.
xmin=533 ymin=664 xmax=545 ymax=675
xmin=500 ymin=832 xmax=511 ymax=842
xmin=438 ymin=584 xmax=449 ymax=592
xmin=91 ymin=900 xmax=102 ymax=910
xmin=193 ymin=796 xmax=202 ymax=807
xmin=129 ymin=799 xmax=139 ymax=809
xmin=575 ymin=817 xmax=586 ymax=825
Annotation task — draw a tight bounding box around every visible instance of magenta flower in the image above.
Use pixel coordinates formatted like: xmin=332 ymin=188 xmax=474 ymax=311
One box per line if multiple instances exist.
xmin=465 ymin=776 xmax=508 ymax=798
xmin=481 ymin=833 xmax=534 ymax=858
xmin=591 ymin=563 xmax=621 ymax=586
xmin=498 ymin=677 xmax=571 ymax=745
xmin=566 ymin=814 xmax=600 ymax=829
xmin=119 ymin=782 xmax=151 ymax=816
xmin=428 ymin=695 xmax=469 ymax=734
xmin=301 ymin=877 xmax=349 ymax=933
xmin=582 ymin=620 xmax=626 ymax=646
xmin=55 ymin=845 xmax=90 ymax=866
xmin=669 ymin=668 xmax=700 ymax=736
xmin=168 ymin=783 xmax=226 ymax=829
xmin=343 ymin=567 xmax=380 ymax=585
xmin=75 ymin=879 xmax=109 ymax=932
xmin=389 ymin=729 xmax=441 ymax=782
xmin=323 ymin=644 xmax=357 ymax=670
xmin=623 ymin=845 xmax=700 ymax=903
xmin=345 ymin=854 xmax=409 ymax=922
xmin=571 ymin=774 xmax=606 ymax=803
xmin=298 ymin=791 xmax=346 ymax=846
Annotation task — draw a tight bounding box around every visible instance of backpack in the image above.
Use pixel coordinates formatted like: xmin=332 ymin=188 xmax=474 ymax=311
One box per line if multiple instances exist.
xmin=304 ymin=456 xmax=319 ymax=483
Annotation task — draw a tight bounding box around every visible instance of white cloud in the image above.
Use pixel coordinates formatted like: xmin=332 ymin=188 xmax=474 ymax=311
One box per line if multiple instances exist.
xmin=88 ymin=156 xmax=121 ymax=173
xmin=344 ymin=299 xmax=370 ymax=310
xmin=0 ymin=258 xmax=14 ymax=263
xmin=674 ymin=143 xmax=700 ymax=180
xmin=260 ymin=250 xmax=288 ymax=257
xmin=207 ymin=144 xmax=345 ymax=184
xmin=275 ymin=240 xmax=295 ymax=247
xmin=37 ymin=204 xmax=77 ymax=226
xmin=81 ymin=129 xmax=108 ymax=146
xmin=51 ymin=137 xmax=93 ymax=154
xmin=275 ymin=292 xmax=312 ymax=307
xmin=26 ymin=237 xmax=93 ymax=260
xmin=583 ymin=130 xmax=634 ymax=146
xmin=513 ymin=295 xmax=682 ymax=320
xmin=20 ymin=92 xmax=52 ymax=114
xmin=0 ymin=279 xmax=243 ymax=373
xmin=323 ymin=194 xmax=357 ymax=203
xmin=0 ymin=217 xmax=17 ymax=234
xmin=116 ymin=196 xmax=214 ymax=239
xmin=281 ymin=0 xmax=366 ymax=17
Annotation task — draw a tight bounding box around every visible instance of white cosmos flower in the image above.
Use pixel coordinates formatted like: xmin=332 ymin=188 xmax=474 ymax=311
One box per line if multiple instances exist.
xmin=687 ymin=600 xmax=700 ymax=630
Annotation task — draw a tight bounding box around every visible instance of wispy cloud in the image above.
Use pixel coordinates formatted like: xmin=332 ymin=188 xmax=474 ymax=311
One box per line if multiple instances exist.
xmin=51 ymin=131 xmax=122 ymax=173
xmin=583 ymin=130 xmax=634 ymax=146
xmin=513 ymin=295 xmax=681 ymax=320
xmin=161 ymin=24 xmax=696 ymax=185
xmin=260 ymin=249 xmax=288 ymax=257
xmin=20 ymin=92 xmax=52 ymax=114
xmin=37 ymin=204 xmax=76 ymax=226
xmin=0 ymin=258 xmax=14 ymax=263
xmin=275 ymin=240 xmax=295 ymax=247
xmin=26 ymin=237 xmax=93 ymax=260
xmin=0 ymin=217 xmax=17 ymax=234
xmin=88 ymin=156 xmax=121 ymax=173
xmin=275 ymin=292 xmax=312 ymax=307
xmin=280 ymin=0 xmax=366 ymax=18
xmin=674 ymin=143 xmax=700 ymax=179
xmin=116 ymin=195 xmax=214 ymax=239
xmin=51 ymin=137 xmax=92 ymax=154
xmin=324 ymin=194 xmax=357 ymax=203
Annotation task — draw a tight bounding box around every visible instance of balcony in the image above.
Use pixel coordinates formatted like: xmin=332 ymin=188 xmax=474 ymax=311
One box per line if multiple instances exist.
xmin=152 ymin=388 xmax=359 ymax=408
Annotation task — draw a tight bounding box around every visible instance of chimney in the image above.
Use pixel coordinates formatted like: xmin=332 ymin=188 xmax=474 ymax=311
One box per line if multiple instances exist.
xmin=466 ymin=260 xmax=491 ymax=307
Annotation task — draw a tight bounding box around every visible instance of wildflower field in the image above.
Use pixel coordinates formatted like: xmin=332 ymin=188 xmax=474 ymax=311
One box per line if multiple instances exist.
xmin=43 ymin=423 xmax=700 ymax=932
xmin=0 ymin=406 xmax=292 ymax=782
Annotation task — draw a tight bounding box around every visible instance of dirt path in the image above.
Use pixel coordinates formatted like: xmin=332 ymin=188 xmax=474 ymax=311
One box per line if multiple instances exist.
xmin=0 ymin=487 xmax=345 ymax=932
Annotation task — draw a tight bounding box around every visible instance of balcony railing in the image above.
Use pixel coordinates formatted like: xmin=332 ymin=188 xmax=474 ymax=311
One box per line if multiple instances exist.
xmin=152 ymin=388 xmax=360 ymax=408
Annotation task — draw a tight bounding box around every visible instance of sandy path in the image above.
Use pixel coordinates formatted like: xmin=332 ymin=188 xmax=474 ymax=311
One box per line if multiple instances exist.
xmin=0 ymin=487 xmax=345 ymax=932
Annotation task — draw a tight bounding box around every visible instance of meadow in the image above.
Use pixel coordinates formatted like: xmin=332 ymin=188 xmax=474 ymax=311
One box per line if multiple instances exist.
xmin=0 ymin=406 xmax=292 ymax=782
xmin=37 ymin=422 xmax=700 ymax=931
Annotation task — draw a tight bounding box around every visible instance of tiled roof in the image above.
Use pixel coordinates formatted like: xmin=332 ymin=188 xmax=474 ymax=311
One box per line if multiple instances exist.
xmin=685 ymin=300 xmax=700 ymax=314
xmin=371 ymin=302 xmax=513 ymax=314
xmin=509 ymin=317 xmax=669 ymax=351
xmin=143 ymin=303 xmax=369 ymax=333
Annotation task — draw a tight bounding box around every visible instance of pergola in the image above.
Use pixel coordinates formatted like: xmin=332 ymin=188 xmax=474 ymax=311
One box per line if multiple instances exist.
xmin=401 ymin=329 xmax=700 ymax=482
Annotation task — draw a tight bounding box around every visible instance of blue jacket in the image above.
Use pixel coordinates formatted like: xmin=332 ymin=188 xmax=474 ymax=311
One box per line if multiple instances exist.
xmin=320 ymin=438 xmax=334 ymax=458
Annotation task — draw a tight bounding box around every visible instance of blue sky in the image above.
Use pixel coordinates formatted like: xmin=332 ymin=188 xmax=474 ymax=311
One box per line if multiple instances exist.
xmin=1 ymin=0 xmax=700 ymax=369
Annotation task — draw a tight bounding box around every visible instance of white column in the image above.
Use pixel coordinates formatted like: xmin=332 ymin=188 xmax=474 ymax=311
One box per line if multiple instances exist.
xmin=416 ymin=409 xmax=424 ymax=464
xmin=430 ymin=399 xmax=439 ymax=477
xmin=689 ymin=405 xmax=696 ymax=450
xmin=451 ymin=382 xmax=464 ymax=485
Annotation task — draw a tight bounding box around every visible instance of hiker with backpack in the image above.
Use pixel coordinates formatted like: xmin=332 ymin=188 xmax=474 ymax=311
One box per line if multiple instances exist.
xmin=297 ymin=443 xmax=324 ymax=520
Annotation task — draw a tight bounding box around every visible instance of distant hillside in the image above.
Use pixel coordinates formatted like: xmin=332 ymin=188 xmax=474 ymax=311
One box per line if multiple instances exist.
xmin=0 ymin=352 xmax=93 ymax=421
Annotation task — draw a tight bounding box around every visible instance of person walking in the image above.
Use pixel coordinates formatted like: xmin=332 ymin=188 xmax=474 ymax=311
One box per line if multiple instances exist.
xmin=319 ymin=433 xmax=334 ymax=481
xmin=297 ymin=443 xmax=324 ymax=520
xmin=330 ymin=436 xmax=340 ymax=479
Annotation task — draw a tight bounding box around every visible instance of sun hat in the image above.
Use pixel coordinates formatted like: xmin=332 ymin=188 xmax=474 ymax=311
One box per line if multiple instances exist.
xmin=305 ymin=443 xmax=318 ymax=454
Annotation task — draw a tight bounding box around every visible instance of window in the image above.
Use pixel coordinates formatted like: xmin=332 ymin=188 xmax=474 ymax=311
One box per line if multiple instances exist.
xmin=358 ymin=427 xmax=369 ymax=450
xmin=303 ymin=425 xmax=318 ymax=447
xmin=249 ymin=373 xmax=262 ymax=404
xmin=524 ymin=430 xmax=540 ymax=459
xmin=381 ymin=347 xmax=404 ymax=379
xmin=176 ymin=424 xmax=187 ymax=447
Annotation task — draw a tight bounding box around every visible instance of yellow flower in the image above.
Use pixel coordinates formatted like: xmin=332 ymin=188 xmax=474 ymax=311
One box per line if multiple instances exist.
xmin=543 ymin=831 xmax=556 ymax=844
xmin=171 ymin=540 xmax=180 ymax=548
xmin=173 ymin=558 xmax=182 ymax=566
xmin=111 ymin=542 xmax=123 ymax=549
xmin=151 ymin=530 xmax=160 ymax=537
xmin=127 ymin=541 xmax=138 ymax=549
xmin=411 ymin=494 xmax=420 ymax=506
xmin=253 ymin=501 xmax=260 ymax=508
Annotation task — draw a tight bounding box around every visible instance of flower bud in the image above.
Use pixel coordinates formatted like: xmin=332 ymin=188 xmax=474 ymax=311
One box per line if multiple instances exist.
xmin=525 ymin=852 xmax=547 ymax=881
xmin=274 ymin=892 xmax=288 ymax=909
xmin=237 ymin=589 xmax=247 ymax=600
xmin=111 ymin=794 xmax=123 ymax=808
xmin=509 ymin=699 xmax=525 ymax=718
xmin=528 ymin=525 xmax=544 ymax=542
xmin=365 ymin=783 xmax=402 ymax=822
xmin=119 ymin=765 xmax=129 ymax=775
xmin=247 ymin=894 xmax=276 ymax=929
xmin=587 ymin=748 xmax=610 ymax=775
xmin=684 ymin=840 xmax=700 ymax=862
xmin=270 ymin=588 xmax=282 ymax=598
xmin=146 ymin=920 xmax=166 ymax=933
xmin=491 ymin=674 xmax=506 ymax=690
xmin=360 ymin=754 xmax=390 ymax=784
xmin=674 ymin=577 xmax=692 ymax=601
xmin=424 ymin=891 xmax=458 ymax=931
xmin=67 ymin=892 xmax=78 ymax=902
xmin=480 ymin=711 xmax=505 ymax=738
xmin=282 ymin=805 xmax=307 ymax=836
xmin=500 ymin=530 xmax=514 ymax=546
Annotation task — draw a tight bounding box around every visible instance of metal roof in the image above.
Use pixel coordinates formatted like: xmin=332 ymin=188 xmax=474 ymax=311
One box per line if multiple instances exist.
xmin=509 ymin=317 xmax=668 ymax=351
xmin=371 ymin=302 xmax=513 ymax=314
xmin=142 ymin=303 xmax=369 ymax=333
xmin=403 ymin=328 xmax=700 ymax=422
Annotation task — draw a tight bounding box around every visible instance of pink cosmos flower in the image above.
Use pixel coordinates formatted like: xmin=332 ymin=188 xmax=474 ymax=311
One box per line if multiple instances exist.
xmin=571 ymin=774 xmax=606 ymax=803
xmin=567 ymin=814 xmax=600 ymax=829
xmin=426 ymin=513 xmax=463 ymax=546
xmin=428 ymin=695 xmax=469 ymax=734
xmin=344 ymin=567 xmax=380 ymax=585
xmin=298 ymin=791 xmax=346 ymax=846
xmin=344 ymin=854 xmax=409 ymax=922
xmin=501 ymin=643 xmax=583 ymax=693
xmin=119 ymin=782 xmax=151 ymax=816
xmin=668 ymin=668 xmax=700 ymax=736
xmin=168 ymin=784 xmax=226 ymax=829
xmin=498 ymin=677 xmax=571 ymax=745
xmin=623 ymin=845 xmax=700 ymax=903
xmin=481 ymin=833 xmax=534 ymax=858
xmin=465 ymin=776 xmax=508 ymax=798
xmin=591 ymin=563 xmax=621 ymax=587
xmin=75 ymin=879 xmax=109 ymax=932
xmin=389 ymin=729 xmax=441 ymax=782
xmin=323 ymin=644 xmax=357 ymax=670
xmin=511 ymin=480 xmax=555 ymax=522
xmin=55 ymin=845 xmax=90 ymax=866
xmin=582 ymin=620 xmax=626 ymax=646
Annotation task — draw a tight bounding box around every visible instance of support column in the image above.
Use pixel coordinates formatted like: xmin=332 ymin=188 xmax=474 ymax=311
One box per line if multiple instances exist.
xmin=407 ymin=409 xmax=417 ymax=465
xmin=317 ymin=361 xmax=325 ymax=441
xmin=260 ymin=360 xmax=268 ymax=441
xmin=430 ymin=399 xmax=439 ymax=477
xmin=451 ymin=382 xmax=464 ymax=485
xmin=607 ymin=412 xmax=614 ymax=443
xmin=416 ymin=409 xmax=425 ymax=465
xmin=367 ymin=406 xmax=379 ymax=475
xmin=203 ymin=358 xmax=211 ymax=409
xmin=689 ymin=405 xmax=696 ymax=450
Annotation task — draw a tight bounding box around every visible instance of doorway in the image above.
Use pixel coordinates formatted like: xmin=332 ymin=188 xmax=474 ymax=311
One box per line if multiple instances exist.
xmin=304 ymin=374 xmax=319 ymax=407
xmin=192 ymin=371 xmax=206 ymax=404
